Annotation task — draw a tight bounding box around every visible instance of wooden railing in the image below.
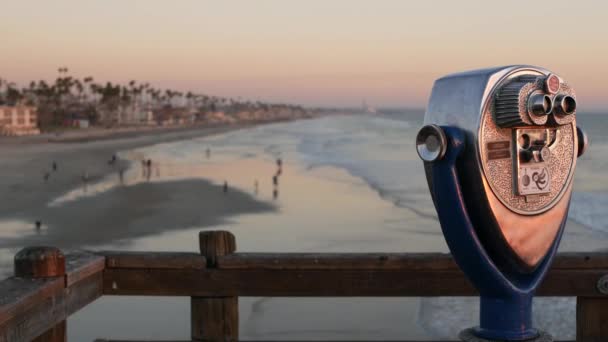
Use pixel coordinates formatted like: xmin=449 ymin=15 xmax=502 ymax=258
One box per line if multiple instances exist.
xmin=0 ymin=230 xmax=606 ymax=342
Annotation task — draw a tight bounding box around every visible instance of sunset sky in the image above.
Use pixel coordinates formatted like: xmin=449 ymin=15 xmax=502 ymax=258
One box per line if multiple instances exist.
xmin=1 ymin=0 xmax=607 ymax=110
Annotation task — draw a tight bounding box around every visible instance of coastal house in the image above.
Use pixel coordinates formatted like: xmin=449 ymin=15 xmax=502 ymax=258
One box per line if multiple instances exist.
xmin=63 ymin=103 xmax=93 ymax=128
xmin=154 ymin=107 xmax=196 ymax=126
xmin=135 ymin=109 xmax=155 ymax=125
xmin=0 ymin=105 xmax=40 ymax=136
xmin=121 ymin=104 xmax=151 ymax=125
xmin=116 ymin=105 xmax=155 ymax=125
xmin=199 ymin=111 xmax=236 ymax=124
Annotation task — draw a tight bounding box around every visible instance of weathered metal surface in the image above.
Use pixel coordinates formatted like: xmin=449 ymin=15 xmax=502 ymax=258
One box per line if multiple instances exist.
xmin=14 ymin=247 xmax=66 ymax=279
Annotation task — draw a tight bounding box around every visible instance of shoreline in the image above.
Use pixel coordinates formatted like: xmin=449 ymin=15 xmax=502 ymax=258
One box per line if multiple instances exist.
xmin=0 ymin=116 xmax=306 ymax=145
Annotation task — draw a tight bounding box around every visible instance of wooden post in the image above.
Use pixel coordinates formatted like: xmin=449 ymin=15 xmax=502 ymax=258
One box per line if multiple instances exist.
xmin=577 ymin=296 xmax=608 ymax=342
xmin=191 ymin=231 xmax=238 ymax=341
xmin=14 ymin=246 xmax=67 ymax=342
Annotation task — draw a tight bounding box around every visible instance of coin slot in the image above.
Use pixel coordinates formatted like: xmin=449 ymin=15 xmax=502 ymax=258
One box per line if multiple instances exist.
xmin=518 ymin=134 xmax=530 ymax=149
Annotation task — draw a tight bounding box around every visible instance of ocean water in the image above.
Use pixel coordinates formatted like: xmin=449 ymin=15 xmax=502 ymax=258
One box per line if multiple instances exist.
xmin=135 ymin=110 xmax=608 ymax=238
xmin=302 ymin=112 xmax=608 ymax=237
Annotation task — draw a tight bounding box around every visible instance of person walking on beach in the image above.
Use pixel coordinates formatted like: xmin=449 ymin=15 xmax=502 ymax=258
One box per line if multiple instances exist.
xmin=118 ymin=168 xmax=125 ymax=185
xmin=273 ymin=188 xmax=279 ymax=200
xmin=141 ymin=159 xmax=147 ymax=177
xmin=223 ymin=181 xmax=228 ymax=193
xmin=109 ymin=154 xmax=117 ymax=165
xmin=254 ymin=179 xmax=259 ymax=195
xmin=82 ymin=171 xmax=89 ymax=192
xmin=272 ymin=158 xmax=281 ymax=199
xmin=52 ymin=161 xmax=57 ymax=172
xmin=276 ymin=158 xmax=283 ymax=176
xmin=145 ymin=159 xmax=152 ymax=181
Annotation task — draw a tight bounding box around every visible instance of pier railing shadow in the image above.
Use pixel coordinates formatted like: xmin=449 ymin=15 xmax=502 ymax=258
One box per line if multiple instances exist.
xmin=0 ymin=230 xmax=606 ymax=342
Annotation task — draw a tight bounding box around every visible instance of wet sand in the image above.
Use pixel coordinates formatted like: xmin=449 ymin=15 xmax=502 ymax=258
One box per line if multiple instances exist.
xmin=0 ymin=179 xmax=274 ymax=250
xmin=64 ymin=157 xmax=439 ymax=341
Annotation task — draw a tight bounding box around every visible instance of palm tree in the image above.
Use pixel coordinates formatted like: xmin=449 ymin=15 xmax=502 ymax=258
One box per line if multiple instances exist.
xmin=83 ymin=77 xmax=93 ymax=101
xmin=74 ymin=79 xmax=84 ymax=104
xmin=0 ymin=78 xmax=5 ymax=105
xmin=164 ymin=89 xmax=173 ymax=107
xmin=5 ymin=82 xmax=22 ymax=105
xmin=186 ymin=91 xmax=194 ymax=109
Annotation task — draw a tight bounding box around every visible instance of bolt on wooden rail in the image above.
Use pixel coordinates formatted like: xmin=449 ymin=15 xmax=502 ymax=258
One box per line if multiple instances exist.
xmin=0 ymin=230 xmax=606 ymax=342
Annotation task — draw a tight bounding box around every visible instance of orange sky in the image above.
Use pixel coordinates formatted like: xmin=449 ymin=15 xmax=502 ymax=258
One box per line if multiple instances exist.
xmin=1 ymin=0 xmax=607 ymax=110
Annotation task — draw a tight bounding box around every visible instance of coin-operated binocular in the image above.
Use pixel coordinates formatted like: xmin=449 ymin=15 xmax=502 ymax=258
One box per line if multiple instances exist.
xmin=416 ymin=66 xmax=588 ymax=341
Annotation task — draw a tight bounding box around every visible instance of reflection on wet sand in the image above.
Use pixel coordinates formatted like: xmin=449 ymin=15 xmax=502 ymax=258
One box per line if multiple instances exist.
xmin=118 ymin=167 xmax=125 ymax=185
xmin=65 ymin=150 xmax=439 ymax=341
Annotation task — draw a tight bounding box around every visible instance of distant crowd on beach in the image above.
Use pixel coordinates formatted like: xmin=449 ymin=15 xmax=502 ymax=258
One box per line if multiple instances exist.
xmin=36 ymin=146 xmax=285 ymax=230
xmin=37 ymin=152 xmax=130 ymax=230
xmin=223 ymin=155 xmax=283 ymax=201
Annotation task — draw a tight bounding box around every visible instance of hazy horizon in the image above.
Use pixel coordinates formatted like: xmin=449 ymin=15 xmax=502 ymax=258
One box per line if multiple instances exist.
xmin=1 ymin=0 xmax=607 ymax=110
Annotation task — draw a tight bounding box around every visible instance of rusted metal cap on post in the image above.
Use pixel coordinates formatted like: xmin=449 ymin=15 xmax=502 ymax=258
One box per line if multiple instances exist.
xmin=14 ymin=246 xmax=66 ymax=278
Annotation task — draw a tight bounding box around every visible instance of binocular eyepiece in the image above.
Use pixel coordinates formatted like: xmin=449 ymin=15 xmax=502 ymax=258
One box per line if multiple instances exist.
xmin=553 ymin=94 xmax=577 ymax=116
xmin=494 ymin=74 xmax=577 ymax=127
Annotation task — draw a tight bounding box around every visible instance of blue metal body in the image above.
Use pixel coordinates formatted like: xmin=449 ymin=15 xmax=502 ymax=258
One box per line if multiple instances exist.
xmin=431 ymin=126 xmax=569 ymax=340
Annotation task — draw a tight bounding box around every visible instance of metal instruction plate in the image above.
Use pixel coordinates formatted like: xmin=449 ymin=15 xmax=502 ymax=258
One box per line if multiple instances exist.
xmin=518 ymin=163 xmax=551 ymax=195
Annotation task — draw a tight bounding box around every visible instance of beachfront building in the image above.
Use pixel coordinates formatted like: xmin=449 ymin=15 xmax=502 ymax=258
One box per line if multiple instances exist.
xmin=135 ymin=109 xmax=155 ymax=125
xmin=141 ymin=110 xmax=155 ymax=125
xmin=199 ymin=111 xmax=236 ymax=124
xmin=0 ymin=105 xmax=40 ymax=136
xmin=154 ymin=107 xmax=197 ymax=126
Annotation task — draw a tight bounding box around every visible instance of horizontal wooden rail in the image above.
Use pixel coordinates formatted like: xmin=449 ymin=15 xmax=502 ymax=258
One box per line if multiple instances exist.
xmin=101 ymin=251 xmax=608 ymax=297
xmin=0 ymin=250 xmax=104 ymax=341
xmin=218 ymin=252 xmax=608 ymax=270
xmin=103 ymin=251 xmax=207 ymax=270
